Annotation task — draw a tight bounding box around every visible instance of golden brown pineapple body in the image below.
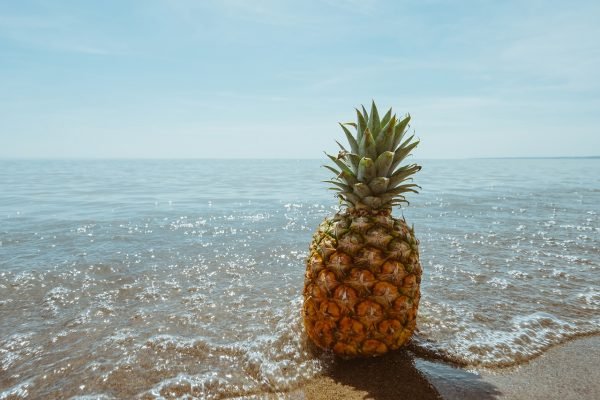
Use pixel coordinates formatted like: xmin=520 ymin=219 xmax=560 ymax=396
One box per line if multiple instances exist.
xmin=304 ymin=209 xmax=421 ymax=357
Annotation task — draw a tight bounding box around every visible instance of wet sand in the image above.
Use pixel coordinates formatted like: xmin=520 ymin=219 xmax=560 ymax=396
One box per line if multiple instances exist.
xmin=293 ymin=335 xmax=600 ymax=399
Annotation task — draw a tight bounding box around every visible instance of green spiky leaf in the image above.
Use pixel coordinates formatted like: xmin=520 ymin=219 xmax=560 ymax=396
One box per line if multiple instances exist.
xmin=361 ymin=105 xmax=369 ymax=122
xmin=368 ymin=177 xmax=390 ymax=194
xmin=353 ymin=182 xmax=372 ymax=198
xmin=363 ymin=130 xmax=377 ymax=161
xmin=341 ymin=192 xmax=361 ymax=206
xmin=389 ymin=164 xmax=421 ymax=188
xmin=390 ymin=138 xmax=419 ymax=172
xmin=392 ymin=115 xmax=411 ymax=150
xmin=355 ymin=109 xmax=367 ymax=142
xmin=324 ymin=180 xmax=352 ymax=192
xmin=368 ymin=101 xmax=381 ymax=138
xmin=339 ymin=170 xmax=358 ymax=186
xmin=346 ymin=153 xmax=361 ymax=174
xmin=339 ymin=123 xmax=359 ymax=154
xmin=374 ymin=151 xmax=394 ymax=177
xmin=357 ymin=157 xmax=376 ymax=182
xmin=326 ymin=153 xmax=353 ymax=175
xmin=323 ymin=165 xmax=341 ymax=177
xmin=380 ymin=107 xmax=392 ymax=128
xmin=375 ymin=115 xmax=396 ymax=154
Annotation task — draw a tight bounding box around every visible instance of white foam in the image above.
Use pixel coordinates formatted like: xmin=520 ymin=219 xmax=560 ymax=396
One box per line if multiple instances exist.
xmin=416 ymin=311 xmax=599 ymax=367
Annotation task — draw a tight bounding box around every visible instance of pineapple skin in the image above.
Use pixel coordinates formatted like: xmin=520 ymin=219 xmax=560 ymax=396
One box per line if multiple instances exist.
xmin=303 ymin=209 xmax=421 ymax=357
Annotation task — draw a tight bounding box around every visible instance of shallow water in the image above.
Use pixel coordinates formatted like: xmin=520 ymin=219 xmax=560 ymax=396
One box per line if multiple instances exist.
xmin=1 ymin=158 xmax=599 ymax=398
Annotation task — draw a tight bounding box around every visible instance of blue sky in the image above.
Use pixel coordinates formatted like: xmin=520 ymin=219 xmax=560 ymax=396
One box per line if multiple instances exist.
xmin=1 ymin=0 xmax=599 ymax=158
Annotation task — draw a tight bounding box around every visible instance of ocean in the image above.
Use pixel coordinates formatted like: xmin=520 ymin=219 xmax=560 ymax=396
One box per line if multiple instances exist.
xmin=1 ymin=158 xmax=599 ymax=398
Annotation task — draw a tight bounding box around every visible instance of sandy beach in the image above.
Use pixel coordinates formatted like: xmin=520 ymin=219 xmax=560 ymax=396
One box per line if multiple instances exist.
xmin=293 ymin=335 xmax=600 ymax=400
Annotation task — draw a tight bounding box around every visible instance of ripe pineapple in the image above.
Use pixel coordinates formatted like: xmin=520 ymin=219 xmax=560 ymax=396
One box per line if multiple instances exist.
xmin=303 ymin=101 xmax=422 ymax=357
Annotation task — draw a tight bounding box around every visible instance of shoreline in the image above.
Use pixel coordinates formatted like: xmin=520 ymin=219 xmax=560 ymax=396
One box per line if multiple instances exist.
xmin=292 ymin=335 xmax=600 ymax=399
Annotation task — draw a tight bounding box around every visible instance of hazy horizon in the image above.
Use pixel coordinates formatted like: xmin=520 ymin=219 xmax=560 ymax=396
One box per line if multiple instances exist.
xmin=1 ymin=155 xmax=599 ymax=161
xmin=1 ymin=1 xmax=599 ymax=159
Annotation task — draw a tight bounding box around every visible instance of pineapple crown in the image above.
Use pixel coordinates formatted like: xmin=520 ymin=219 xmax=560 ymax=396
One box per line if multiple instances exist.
xmin=324 ymin=101 xmax=421 ymax=212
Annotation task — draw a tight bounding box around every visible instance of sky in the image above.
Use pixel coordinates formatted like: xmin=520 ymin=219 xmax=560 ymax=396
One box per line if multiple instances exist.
xmin=0 ymin=0 xmax=599 ymax=159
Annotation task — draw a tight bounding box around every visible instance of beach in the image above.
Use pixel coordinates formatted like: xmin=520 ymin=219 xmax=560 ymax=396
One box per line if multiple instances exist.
xmin=295 ymin=335 xmax=600 ymax=399
xmin=1 ymin=159 xmax=598 ymax=398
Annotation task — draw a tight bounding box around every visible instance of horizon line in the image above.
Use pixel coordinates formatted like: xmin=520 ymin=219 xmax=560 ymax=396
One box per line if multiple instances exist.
xmin=0 ymin=156 xmax=599 ymax=161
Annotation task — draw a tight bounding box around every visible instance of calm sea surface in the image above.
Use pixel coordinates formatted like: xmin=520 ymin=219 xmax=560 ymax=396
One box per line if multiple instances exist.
xmin=1 ymin=159 xmax=599 ymax=398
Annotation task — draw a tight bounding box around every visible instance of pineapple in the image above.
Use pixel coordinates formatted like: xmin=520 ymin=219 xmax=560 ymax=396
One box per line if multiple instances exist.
xmin=303 ymin=101 xmax=422 ymax=357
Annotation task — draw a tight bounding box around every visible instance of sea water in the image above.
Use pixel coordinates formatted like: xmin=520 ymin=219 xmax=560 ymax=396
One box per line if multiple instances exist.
xmin=0 ymin=159 xmax=598 ymax=398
